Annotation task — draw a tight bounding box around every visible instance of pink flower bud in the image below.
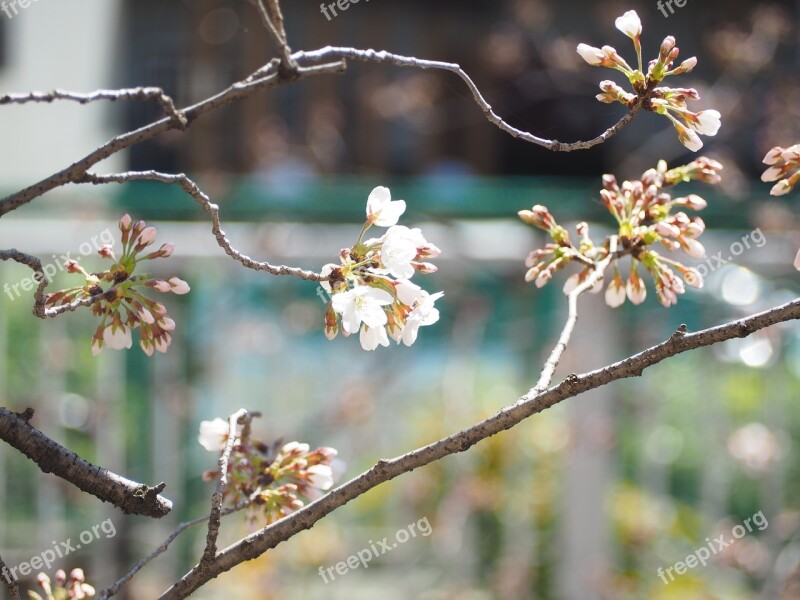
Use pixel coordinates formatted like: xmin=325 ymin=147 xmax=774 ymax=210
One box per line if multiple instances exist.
xmin=168 ymin=277 xmax=191 ymax=295
xmin=65 ymin=259 xmax=82 ymax=273
xmin=98 ymin=244 xmax=116 ymax=260
xmin=136 ymin=226 xmax=157 ymax=248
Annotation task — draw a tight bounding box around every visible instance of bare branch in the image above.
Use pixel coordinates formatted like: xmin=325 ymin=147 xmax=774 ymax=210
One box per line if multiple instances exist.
xmin=0 ymin=407 xmax=172 ymax=518
xmin=0 ymin=552 xmax=20 ymax=600
xmin=158 ymin=297 xmax=800 ymax=598
xmin=0 ymin=88 xmax=188 ymax=128
xmin=252 ymin=0 xmax=297 ymax=76
xmin=96 ymin=499 xmax=252 ymax=600
xmin=0 ymin=59 xmax=345 ymax=218
xmin=202 ymin=409 xmax=250 ymax=564
xmin=78 ymin=172 xmax=325 ymax=281
xmin=295 ymin=47 xmax=643 ymax=152
xmin=0 ymin=41 xmax=640 ymax=220
xmin=529 ymin=253 xmax=612 ymax=396
xmin=0 ymin=249 xmax=107 ymax=319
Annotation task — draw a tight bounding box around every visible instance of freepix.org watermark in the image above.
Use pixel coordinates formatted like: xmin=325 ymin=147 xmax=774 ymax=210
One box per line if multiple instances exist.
xmin=657 ymin=0 xmax=691 ymax=18
xmin=319 ymin=0 xmax=371 ymax=21
xmin=0 ymin=0 xmax=40 ymax=20
xmin=657 ymin=510 xmax=768 ymax=585
xmin=0 ymin=518 xmax=116 ymax=583
xmin=2 ymin=228 xmax=114 ymax=302
xmin=685 ymin=228 xmax=767 ymax=286
xmin=318 ymin=516 xmax=432 ymax=583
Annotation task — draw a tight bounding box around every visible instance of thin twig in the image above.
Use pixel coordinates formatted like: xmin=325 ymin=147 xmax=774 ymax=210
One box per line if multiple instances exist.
xmin=78 ymin=172 xmax=325 ymax=281
xmin=0 ymin=88 xmax=188 ymax=128
xmin=253 ymin=0 xmax=297 ymax=76
xmin=0 ymin=552 xmax=20 ymax=600
xmin=295 ymin=47 xmax=642 ymax=152
xmin=0 ymin=249 xmax=109 ymax=319
xmin=529 ymin=252 xmax=614 ymax=396
xmin=96 ymin=499 xmax=252 ymax=600
xmin=202 ymin=409 xmax=249 ymax=564
xmin=158 ymin=296 xmax=800 ymax=599
xmin=0 ymin=60 xmax=345 ymax=218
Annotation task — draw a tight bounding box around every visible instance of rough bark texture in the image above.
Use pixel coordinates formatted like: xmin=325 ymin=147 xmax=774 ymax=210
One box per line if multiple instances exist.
xmin=0 ymin=408 xmax=171 ymax=518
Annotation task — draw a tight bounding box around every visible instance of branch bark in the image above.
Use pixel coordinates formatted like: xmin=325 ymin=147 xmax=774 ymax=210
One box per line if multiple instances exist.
xmin=0 ymin=552 xmax=20 ymax=600
xmin=0 ymin=407 xmax=171 ymax=518
xmin=157 ymin=297 xmax=800 ymax=599
xmin=96 ymin=500 xmax=252 ymax=600
xmin=78 ymin=172 xmax=325 ymax=281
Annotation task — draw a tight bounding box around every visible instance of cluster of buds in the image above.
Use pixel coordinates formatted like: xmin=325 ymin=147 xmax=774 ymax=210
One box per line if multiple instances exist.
xmin=29 ymin=569 xmax=95 ymax=600
xmin=577 ymin=10 xmax=721 ymax=151
xmin=198 ymin=418 xmax=342 ymax=525
xmin=762 ymin=144 xmax=800 ymax=269
xmin=44 ymin=214 xmax=190 ymax=356
xmin=520 ymin=157 xmax=723 ymax=308
xmin=321 ymin=186 xmax=444 ymax=351
xmin=762 ymin=144 xmax=800 ymax=197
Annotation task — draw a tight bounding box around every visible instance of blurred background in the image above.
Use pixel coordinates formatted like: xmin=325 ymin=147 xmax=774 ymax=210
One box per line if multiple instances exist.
xmin=1 ymin=0 xmax=800 ymax=598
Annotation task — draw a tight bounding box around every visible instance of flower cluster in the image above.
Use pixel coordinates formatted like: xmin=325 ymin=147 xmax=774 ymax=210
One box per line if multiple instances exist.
xmin=520 ymin=157 xmax=723 ymax=307
xmin=577 ymin=10 xmax=721 ymax=151
xmin=762 ymin=144 xmax=800 ymax=269
xmin=28 ymin=569 xmax=95 ymax=600
xmin=762 ymin=144 xmax=800 ymax=197
xmin=321 ymin=186 xmax=444 ymax=351
xmin=198 ymin=418 xmax=342 ymax=524
xmin=44 ymin=215 xmax=189 ymax=356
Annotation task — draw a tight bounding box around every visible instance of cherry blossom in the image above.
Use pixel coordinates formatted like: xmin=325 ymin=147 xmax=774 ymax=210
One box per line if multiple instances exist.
xmin=520 ymin=158 xmax=722 ymax=308
xmin=366 ymin=185 xmax=406 ymax=227
xmin=45 ymin=214 xmax=188 ymax=356
xmin=198 ymin=417 xmax=234 ymax=452
xmin=577 ymin=10 xmax=720 ymax=151
xmin=321 ymin=187 xmax=443 ymax=350
xmin=332 ymin=286 xmax=394 ymax=334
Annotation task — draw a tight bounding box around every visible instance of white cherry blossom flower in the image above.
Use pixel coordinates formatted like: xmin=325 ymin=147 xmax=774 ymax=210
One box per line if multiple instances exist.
xmin=401 ymin=291 xmax=444 ymax=347
xmin=615 ymin=10 xmax=642 ymax=39
xmin=306 ymin=464 xmax=334 ymax=490
xmin=360 ymin=324 xmax=390 ymax=351
xmin=331 ymin=286 xmax=394 ymax=334
xmin=103 ymin=324 xmax=132 ymax=350
xmin=366 ymin=186 xmax=406 ymax=227
xmin=198 ymin=418 xmax=231 ymax=452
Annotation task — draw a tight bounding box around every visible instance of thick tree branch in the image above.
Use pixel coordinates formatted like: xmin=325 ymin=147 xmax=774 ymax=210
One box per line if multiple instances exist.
xmin=78 ymin=172 xmax=325 ymax=281
xmin=158 ymin=297 xmax=800 ymax=598
xmin=0 ymin=407 xmax=172 ymax=518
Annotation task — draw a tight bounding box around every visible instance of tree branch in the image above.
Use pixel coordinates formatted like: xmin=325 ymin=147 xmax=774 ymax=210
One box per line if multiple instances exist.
xmin=0 ymin=41 xmax=640 ymax=220
xmin=158 ymin=297 xmax=800 ymax=598
xmin=0 ymin=552 xmax=20 ymax=600
xmin=202 ymin=409 xmax=249 ymax=564
xmin=96 ymin=499 xmax=252 ymax=600
xmin=0 ymin=407 xmax=172 ymax=518
xmin=77 ymin=172 xmax=325 ymax=281
xmin=529 ymin=253 xmax=612 ymax=396
xmin=0 ymin=88 xmax=187 ymax=128
xmin=0 ymin=60 xmax=345 ymax=218
xmin=295 ymin=47 xmax=642 ymax=152
xmin=0 ymin=249 xmax=109 ymax=319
